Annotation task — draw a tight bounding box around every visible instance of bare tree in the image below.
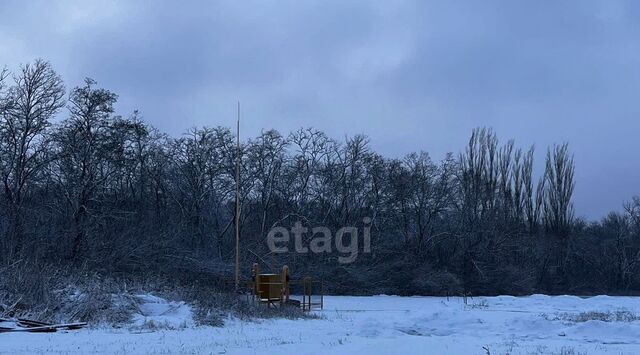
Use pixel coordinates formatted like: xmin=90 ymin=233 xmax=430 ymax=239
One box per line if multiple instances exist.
xmin=287 ymin=128 xmax=331 ymax=216
xmin=247 ymin=130 xmax=289 ymax=243
xmin=50 ymin=78 xmax=117 ymax=258
xmin=624 ymin=197 xmax=640 ymax=234
xmin=0 ymin=67 xmax=8 ymax=96
xmin=0 ymin=60 xmax=64 ymax=255
xmin=543 ymin=143 xmax=575 ymax=238
xmin=403 ymin=152 xmax=443 ymax=252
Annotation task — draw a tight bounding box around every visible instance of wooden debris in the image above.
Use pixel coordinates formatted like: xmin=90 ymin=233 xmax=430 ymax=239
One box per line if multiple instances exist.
xmin=17 ymin=318 xmax=49 ymax=327
xmin=0 ymin=318 xmax=87 ymax=333
xmin=0 ymin=322 xmax=87 ymax=333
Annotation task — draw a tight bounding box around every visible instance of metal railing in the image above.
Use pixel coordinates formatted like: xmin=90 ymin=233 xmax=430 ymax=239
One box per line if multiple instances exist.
xmin=289 ymin=278 xmax=324 ymax=311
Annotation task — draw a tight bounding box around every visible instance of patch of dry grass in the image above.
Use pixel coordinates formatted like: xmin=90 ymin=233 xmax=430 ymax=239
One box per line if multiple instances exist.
xmin=0 ymin=261 xmax=140 ymax=325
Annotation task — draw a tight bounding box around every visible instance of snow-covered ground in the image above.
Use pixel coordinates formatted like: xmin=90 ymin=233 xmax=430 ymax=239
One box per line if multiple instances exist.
xmin=3 ymin=294 xmax=640 ymax=354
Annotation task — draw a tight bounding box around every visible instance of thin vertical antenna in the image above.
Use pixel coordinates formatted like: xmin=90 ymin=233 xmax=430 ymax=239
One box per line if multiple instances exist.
xmin=235 ymin=101 xmax=241 ymax=291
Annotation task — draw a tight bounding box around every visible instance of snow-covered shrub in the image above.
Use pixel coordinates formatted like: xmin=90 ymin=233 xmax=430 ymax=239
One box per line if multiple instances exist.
xmin=545 ymin=309 xmax=640 ymax=323
xmin=0 ymin=261 xmax=138 ymax=325
xmin=466 ymin=299 xmax=489 ymax=309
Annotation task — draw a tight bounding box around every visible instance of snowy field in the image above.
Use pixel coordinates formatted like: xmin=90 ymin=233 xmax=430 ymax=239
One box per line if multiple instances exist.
xmin=3 ymin=294 xmax=640 ymax=354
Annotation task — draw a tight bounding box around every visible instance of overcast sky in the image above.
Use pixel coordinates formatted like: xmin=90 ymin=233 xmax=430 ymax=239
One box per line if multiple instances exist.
xmin=1 ymin=0 xmax=639 ymax=219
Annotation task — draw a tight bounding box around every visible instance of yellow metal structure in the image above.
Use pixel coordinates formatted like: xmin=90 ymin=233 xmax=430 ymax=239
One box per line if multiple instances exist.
xmin=249 ymin=263 xmax=323 ymax=311
xmin=257 ymin=273 xmax=281 ymax=302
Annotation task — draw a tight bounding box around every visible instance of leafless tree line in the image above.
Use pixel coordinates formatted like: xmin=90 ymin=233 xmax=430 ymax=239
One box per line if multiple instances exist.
xmin=1 ymin=60 xmax=639 ymax=295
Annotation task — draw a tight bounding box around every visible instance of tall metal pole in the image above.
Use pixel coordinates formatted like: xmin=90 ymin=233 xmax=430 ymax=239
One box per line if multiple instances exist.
xmin=235 ymin=101 xmax=241 ymax=291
